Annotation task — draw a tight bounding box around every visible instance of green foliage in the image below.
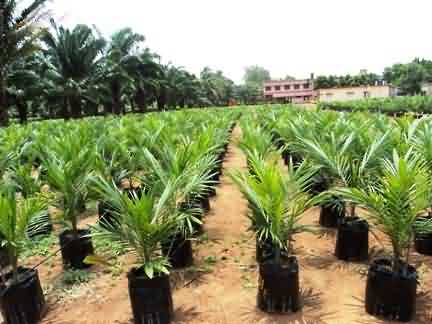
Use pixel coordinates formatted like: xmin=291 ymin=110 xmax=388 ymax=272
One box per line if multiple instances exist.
xmin=41 ymin=20 xmax=106 ymax=118
xmin=0 ymin=185 xmax=49 ymax=281
xmin=20 ymin=234 xmax=57 ymax=259
xmin=318 ymin=96 xmax=432 ymax=115
xmin=92 ymin=232 xmax=127 ymax=257
xmin=383 ymin=58 xmax=432 ymax=95
xmin=0 ymin=0 xmax=49 ymax=124
xmin=243 ymin=65 xmax=271 ymax=88
xmin=335 ymin=151 xmax=432 ymax=271
xmin=61 ymin=269 xmax=92 ymax=286
xmin=42 ymin=130 xmax=96 ymax=232
xmin=90 ymin=176 xmax=184 ymax=278
xmin=314 ymin=72 xmax=381 ymax=90
xmin=231 ymin=156 xmax=321 ymax=258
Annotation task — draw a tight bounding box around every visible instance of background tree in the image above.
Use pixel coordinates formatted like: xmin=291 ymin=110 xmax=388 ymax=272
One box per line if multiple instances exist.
xmin=42 ymin=21 xmax=106 ymax=119
xmin=200 ymin=67 xmax=235 ymax=106
xmin=384 ymin=60 xmax=427 ymax=95
xmin=0 ymin=0 xmax=48 ymax=125
xmin=103 ymin=28 xmax=145 ymax=115
xmin=243 ymin=65 xmax=271 ymax=88
xmin=235 ymin=84 xmax=260 ymax=105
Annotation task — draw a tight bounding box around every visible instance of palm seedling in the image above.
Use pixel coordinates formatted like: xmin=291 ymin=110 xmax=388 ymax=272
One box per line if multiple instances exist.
xmin=297 ymin=121 xmax=391 ymax=260
xmin=335 ymin=151 xmax=432 ymax=321
xmin=238 ymin=120 xmax=280 ymax=175
xmin=0 ymin=184 xmax=48 ymax=323
xmin=41 ymin=131 xmax=96 ymax=269
xmin=138 ymin=141 xmax=216 ymax=268
xmin=6 ymin=163 xmax=53 ymax=239
xmin=90 ymin=176 xmax=185 ymax=324
xmin=231 ymin=157 xmax=321 ymax=313
xmin=409 ymin=120 xmax=432 ymax=255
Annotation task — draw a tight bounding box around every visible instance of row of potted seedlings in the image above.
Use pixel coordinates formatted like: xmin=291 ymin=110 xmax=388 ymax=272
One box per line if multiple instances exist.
xmin=264 ymin=108 xmax=432 ymax=321
xmin=0 ymin=111 xmax=237 ymax=324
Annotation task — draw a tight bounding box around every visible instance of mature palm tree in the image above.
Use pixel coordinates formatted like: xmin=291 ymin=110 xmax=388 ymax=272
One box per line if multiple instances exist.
xmin=200 ymin=67 xmax=235 ymax=106
xmin=103 ymin=28 xmax=145 ymax=114
xmin=129 ymin=49 xmax=163 ymax=112
xmin=7 ymin=53 xmax=47 ymax=123
xmin=42 ymin=20 xmax=106 ymax=119
xmin=0 ymin=0 xmax=48 ymax=125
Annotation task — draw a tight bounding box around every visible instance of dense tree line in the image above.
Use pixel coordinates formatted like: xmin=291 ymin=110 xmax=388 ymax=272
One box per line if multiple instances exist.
xmin=383 ymin=58 xmax=432 ymax=95
xmin=1 ymin=0 xmax=264 ymax=126
xmin=313 ymin=73 xmax=381 ymax=90
xmin=315 ymin=58 xmax=432 ymax=96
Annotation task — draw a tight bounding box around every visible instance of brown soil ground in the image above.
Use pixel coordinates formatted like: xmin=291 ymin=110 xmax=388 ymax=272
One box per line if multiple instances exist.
xmin=19 ymin=126 xmax=432 ymax=324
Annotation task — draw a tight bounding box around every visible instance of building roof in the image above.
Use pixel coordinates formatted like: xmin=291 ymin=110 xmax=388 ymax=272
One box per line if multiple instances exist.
xmin=264 ymin=79 xmax=311 ymax=85
xmin=272 ymin=91 xmax=315 ymax=98
xmin=317 ymin=85 xmax=393 ymax=92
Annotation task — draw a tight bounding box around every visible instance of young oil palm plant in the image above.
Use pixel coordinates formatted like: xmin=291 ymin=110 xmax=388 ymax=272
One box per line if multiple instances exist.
xmin=7 ymin=163 xmax=41 ymax=199
xmin=238 ymin=120 xmax=278 ymax=166
xmin=90 ymin=176 xmax=185 ymax=324
xmin=335 ymin=150 xmax=432 ymax=321
xmin=411 ymin=121 xmax=432 ymax=254
xmin=6 ymin=163 xmax=54 ymax=239
xmin=231 ymin=157 xmax=321 ymax=313
xmin=298 ymin=127 xmax=391 ymax=260
xmin=0 ymin=184 xmax=48 ymax=324
xmin=41 ymin=132 xmax=96 ymax=269
xmin=138 ymin=143 xmax=216 ymax=268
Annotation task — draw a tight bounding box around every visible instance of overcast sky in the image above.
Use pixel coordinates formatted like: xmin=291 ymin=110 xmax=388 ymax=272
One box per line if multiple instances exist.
xmin=48 ymin=0 xmax=431 ymax=83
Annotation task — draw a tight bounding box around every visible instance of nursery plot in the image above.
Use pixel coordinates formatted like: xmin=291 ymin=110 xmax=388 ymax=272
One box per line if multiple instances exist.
xmin=1 ymin=107 xmax=432 ymax=324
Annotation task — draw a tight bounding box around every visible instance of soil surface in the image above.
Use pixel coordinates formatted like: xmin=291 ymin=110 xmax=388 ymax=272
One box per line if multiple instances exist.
xmin=18 ymin=126 xmax=432 ymax=323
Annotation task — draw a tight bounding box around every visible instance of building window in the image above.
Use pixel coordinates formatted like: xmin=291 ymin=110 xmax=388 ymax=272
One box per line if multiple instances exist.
xmin=364 ymin=91 xmax=370 ymax=98
xmin=303 ymin=83 xmax=310 ymax=89
xmin=284 ymin=85 xmax=290 ymax=90
xmin=265 ymin=86 xmax=271 ymax=91
xmin=294 ymin=84 xmax=300 ymax=90
xmin=275 ymin=86 xmax=281 ymax=91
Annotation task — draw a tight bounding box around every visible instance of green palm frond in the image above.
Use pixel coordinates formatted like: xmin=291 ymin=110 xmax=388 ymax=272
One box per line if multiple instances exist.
xmin=334 ymin=150 xmax=431 ymax=270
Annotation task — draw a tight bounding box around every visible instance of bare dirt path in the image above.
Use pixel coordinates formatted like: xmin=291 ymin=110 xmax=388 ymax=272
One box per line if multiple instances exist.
xmin=34 ymin=125 xmax=432 ymax=324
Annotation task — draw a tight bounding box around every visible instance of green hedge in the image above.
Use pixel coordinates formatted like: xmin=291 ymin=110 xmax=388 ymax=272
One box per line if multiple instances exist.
xmin=318 ymin=96 xmax=432 ymax=115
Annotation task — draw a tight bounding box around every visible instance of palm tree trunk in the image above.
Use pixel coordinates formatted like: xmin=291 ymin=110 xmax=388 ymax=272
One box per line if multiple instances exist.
xmin=111 ymin=82 xmax=122 ymax=115
xmin=130 ymin=99 xmax=136 ymax=113
xmin=0 ymin=73 xmax=9 ymax=126
xmin=135 ymin=89 xmax=147 ymax=112
xmin=63 ymin=97 xmax=71 ymax=120
xmin=16 ymin=100 xmax=28 ymax=124
xmin=157 ymin=90 xmax=166 ymax=111
xmin=69 ymin=96 xmax=82 ymax=119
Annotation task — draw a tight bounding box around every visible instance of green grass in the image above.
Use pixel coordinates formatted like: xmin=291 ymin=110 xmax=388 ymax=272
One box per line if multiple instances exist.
xmin=92 ymin=231 xmax=128 ymax=257
xmin=20 ymin=234 xmax=58 ymax=259
xmin=61 ymin=269 xmax=93 ymax=285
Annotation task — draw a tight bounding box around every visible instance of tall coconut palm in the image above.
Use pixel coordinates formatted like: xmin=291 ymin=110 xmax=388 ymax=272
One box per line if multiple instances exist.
xmin=0 ymin=0 xmax=48 ymax=125
xmin=42 ymin=20 xmax=106 ymax=119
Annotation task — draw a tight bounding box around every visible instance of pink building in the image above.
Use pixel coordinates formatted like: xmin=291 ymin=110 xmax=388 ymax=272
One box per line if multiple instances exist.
xmin=263 ymin=75 xmax=317 ymax=103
